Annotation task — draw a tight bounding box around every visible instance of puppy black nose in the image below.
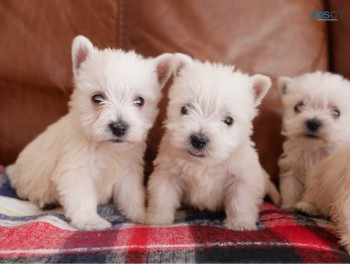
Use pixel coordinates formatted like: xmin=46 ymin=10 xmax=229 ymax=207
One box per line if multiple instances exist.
xmin=109 ymin=121 xmax=128 ymax=137
xmin=190 ymin=133 xmax=209 ymax=150
xmin=306 ymin=118 xmax=322 ymax=132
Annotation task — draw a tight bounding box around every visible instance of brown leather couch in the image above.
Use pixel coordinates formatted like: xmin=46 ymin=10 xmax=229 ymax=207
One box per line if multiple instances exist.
xmin=1 ymin=0 xmax=349 ymax=184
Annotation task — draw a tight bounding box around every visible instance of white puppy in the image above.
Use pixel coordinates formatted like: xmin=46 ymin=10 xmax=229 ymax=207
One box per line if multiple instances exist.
xmin=146 ymin=54 xmax=277 ymax=231
xmin=296 ymin=145 xmax=350 ymax=254
xmin=278 ymin=72 xmax=350 ymax=211
xmin=7 ymin=35 xmax=173 ymax=230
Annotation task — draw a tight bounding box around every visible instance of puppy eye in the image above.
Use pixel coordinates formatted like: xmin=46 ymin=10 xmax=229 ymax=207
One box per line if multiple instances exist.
xmin=223 ymin=116 xmax=234 ymax=126
xmin=133 ymin=96 xmax=144 ymax=107
xmin=332 ymin=108 xmax=340 ymax=119
xmin=294 ymin=102 xmax=304 ymax=113
xmin=181 ymin=105 xmax=190 ymax=115
xmin=92 ymin=94 xmax=104 ymax=104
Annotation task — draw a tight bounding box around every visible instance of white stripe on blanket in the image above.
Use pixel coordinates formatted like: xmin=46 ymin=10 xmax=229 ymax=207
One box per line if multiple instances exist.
xmin=0 ymin=195 xmax=74 ymax=230
xmin=0 ymin=241 xmax=344 ymax=256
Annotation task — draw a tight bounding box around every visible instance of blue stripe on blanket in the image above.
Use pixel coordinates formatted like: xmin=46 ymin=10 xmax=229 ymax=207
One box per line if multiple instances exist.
xmin=0 ymin=168 xmax=18 ymax=198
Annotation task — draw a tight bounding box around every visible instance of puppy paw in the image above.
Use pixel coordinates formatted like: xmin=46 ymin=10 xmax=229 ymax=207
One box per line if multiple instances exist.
xmin=295 ymin=201 xmax=322 ymax=216
xmin=340 ymin=235 xmax=350 ymax=255
xmin=224 ymin=218 xmax=257 ymax=231
xmin=71 ymin=215 xmax=112 ymax=231
xmin=280 ymin=204 xmax=296 ymax=213
xmin=344 ymin=244 xmax=350 ymax=256
xmin=126 ymin=209 xmax=146 ymax=224
xmin=145 ymin=212 xmax=174 ymax=226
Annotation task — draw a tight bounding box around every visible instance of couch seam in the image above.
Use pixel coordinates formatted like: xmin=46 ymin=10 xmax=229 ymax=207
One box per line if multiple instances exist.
xmin=118 ymin=0 xmax=124 ymax=49
xmin=323 ymin=0 xmax=332 ymax=72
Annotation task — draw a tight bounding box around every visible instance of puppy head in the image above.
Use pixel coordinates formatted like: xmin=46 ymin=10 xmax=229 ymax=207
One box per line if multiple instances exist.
xmin=279 ymin=71 xmax=350 ymax=146
xmin=165 ymin=53 xmax=271 ymax=165
xmin=70 ymin=35 xmax=172 ymax=147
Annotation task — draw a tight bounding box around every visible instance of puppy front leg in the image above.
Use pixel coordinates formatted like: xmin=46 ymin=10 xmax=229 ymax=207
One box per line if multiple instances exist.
xmin=333 ymin=192 xmax=350 ymax=255
xmin=224 ymin=177 xmax=263 ymax=231
xmin=113 ymin=163 xmax=146 ymax=223
xmin=280 ymin=170 xmax=304 ymax=212
xmin=56 ymin=172 xmax=111 ymax=231
xmin=146 ymin=169 xmax=183 ymax=225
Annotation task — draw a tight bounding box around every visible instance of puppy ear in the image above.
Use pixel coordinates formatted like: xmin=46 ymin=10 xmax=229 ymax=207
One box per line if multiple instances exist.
xmin=251 ymin=74 xmax=271 ymax=107
xmin=278 ymin=77 xmax=293 ymax=95
xmin=154 ymin=53 xmax=173 ymax=89
xmin=72 ymin=35 xmax=94 ymax=75
xmin=172 ymin=53 xmax=193 ymax=76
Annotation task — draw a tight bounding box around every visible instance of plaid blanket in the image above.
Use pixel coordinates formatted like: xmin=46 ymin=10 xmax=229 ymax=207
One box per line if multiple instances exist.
xmin=0 ymin=165 xmax=349 ymax=263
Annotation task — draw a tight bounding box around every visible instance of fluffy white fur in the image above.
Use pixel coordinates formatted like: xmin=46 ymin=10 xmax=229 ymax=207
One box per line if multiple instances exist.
xmin=7 ymin=35 xmax=173 ymax=230
xmin=146 ymin=53 xmax=278 ymax=231
xmin=278 ymin=72 xmax=350 ymax=211
xmin=296 ymin=145 xmax=350 ymax=254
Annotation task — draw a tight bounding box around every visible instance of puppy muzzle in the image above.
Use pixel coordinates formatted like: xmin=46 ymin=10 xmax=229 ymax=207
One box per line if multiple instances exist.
xmin=188 ymin=133 xmax=208 ymax=157
xmin=304 ymin=118 xmax=322 ymax=139
xmin=109 ymin=120 xmax=129 ymax=142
